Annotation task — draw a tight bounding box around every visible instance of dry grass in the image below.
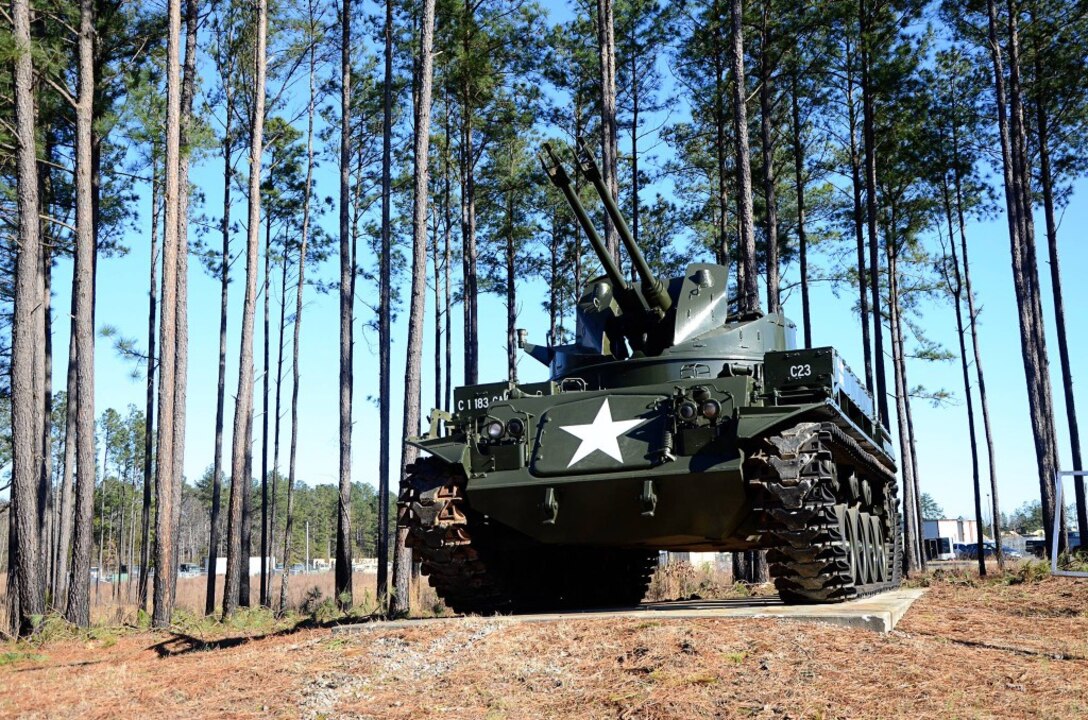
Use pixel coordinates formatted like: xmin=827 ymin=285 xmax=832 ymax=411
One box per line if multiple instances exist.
xmin=644 ymin=561 xmax=776 ymax=602
xmin=0 ymin=566 xmax=1085 ymax=719
xmin=0 ymin=571 xmax=383 ymax=629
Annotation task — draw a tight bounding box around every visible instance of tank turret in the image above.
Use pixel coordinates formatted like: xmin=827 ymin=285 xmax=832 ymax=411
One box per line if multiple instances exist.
xmin=539 ymin=143 xmax=657 ymax=357
xmin=574 ymin=138 xmax=672 ymax=317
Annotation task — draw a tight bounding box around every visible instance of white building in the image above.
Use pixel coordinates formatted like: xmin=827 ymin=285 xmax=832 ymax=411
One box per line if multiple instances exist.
xmin=661 ymin=551 xmax=729 ymax=570
xmin=923 ymin=518 xmax=983 ymax=560
xmin=206 ymin=556 xmax=276 ymax=576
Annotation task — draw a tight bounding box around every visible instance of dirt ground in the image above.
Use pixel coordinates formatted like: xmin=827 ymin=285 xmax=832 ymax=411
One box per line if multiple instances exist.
xmin=1 ymin=571 xmax=1086 ymax=719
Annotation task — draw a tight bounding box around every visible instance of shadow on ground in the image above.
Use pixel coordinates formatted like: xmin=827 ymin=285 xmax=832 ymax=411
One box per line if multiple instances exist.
xmin=148 ymin=614 xmax=385 ymax=657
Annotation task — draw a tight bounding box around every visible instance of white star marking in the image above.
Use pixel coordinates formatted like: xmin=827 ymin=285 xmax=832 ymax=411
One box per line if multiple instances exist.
xmin=558 ymin=399 xmax=649 ymax=468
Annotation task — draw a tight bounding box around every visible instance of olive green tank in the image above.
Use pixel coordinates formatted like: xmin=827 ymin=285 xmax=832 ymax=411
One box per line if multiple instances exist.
xmin=401 ymin=141 xmax=902 ymax=613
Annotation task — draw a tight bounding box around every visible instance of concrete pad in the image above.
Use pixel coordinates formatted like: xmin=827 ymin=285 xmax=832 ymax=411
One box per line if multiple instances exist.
xmin=333 ymin=588 xmax=926 ymax=635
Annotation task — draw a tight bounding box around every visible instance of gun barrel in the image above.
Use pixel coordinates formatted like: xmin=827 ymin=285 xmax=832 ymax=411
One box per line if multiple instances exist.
xmin=539 ymin=143 xmax=638 ymax=305
xmin=575 ymin=139 xmax=672 ymax=314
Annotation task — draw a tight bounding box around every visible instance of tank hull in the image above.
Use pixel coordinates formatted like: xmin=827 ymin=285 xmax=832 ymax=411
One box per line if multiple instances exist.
xmin=468 ymin=461 xmax=751 ymax=550
xmin=404 ymin=316 xmax=903 ymax=609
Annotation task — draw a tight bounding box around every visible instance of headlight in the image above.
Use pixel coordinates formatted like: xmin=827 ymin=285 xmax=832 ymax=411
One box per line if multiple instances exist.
xmin=486 ymin=420 xmax=504 ymax=439
xmin=506 ymin=418 xmax=525 ymax=437
xmin=678 ymin=401 xmax=698 ymax=420
xmin=701 ymin=400 xmax=721 ymax=419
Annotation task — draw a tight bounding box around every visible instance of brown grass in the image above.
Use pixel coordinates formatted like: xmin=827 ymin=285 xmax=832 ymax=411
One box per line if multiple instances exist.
xmin=0 ymin=571 xmax=383 ymax=629
xmin=644 ymin=561 xmax=776 ymax=602
xmin=0 ymin=566 xmax=1085 ymax=719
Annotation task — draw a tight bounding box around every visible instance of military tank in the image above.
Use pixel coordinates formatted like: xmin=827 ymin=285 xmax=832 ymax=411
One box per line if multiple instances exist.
xmin=401 ymin=140 xmax=902 ymax=613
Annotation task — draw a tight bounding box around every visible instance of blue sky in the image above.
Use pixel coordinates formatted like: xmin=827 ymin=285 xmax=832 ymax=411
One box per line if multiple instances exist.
xmin=43 ymin=0 xmax=1088 ymax=525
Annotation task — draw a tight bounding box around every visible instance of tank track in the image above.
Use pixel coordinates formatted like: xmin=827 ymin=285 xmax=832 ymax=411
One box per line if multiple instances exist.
xmin=401 ymin=456 xmax=657 ymax=614
xmin=746 ymin=421 xmax=903 ymax=603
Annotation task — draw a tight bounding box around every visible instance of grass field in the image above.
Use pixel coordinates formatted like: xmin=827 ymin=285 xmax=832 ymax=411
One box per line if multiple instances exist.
xmin=1 ymin=564 xmax=1085 ymax=719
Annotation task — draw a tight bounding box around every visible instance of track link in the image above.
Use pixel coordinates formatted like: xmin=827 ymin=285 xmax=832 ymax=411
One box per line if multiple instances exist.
xmin=747 ymin=422 xmax=903 ymax=604
xmin=401 ymin=457 xmax=657 ymax=614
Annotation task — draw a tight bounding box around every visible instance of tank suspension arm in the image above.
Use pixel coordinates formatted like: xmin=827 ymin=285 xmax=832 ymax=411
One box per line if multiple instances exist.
xmin=538 ymin=143 xmax=646 ymax=315
xmin=575 ymin=138 xmax=672 ymax=315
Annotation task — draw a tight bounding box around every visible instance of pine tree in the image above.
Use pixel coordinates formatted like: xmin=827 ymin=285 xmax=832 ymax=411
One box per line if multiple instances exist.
xmin=205 ymin=0 xmax=241 ymax=615
xmin=8 ymin=0 xmax=47 ymax=637
xmin=66 ymin=0 xmax=99 ymax=628
xmin=393 ymin=0 xmax=438 ymax=618
xmin=615 ymin=0 xmax=675 ymax=250
xmin=169 ymin=0 xmax=198 ymax=612
xmin=335 ymin=0 xmax=356 ymax=610
xmin=1023 ymin=1 xmax=1088 ymax=542
xmin=978 ymin=0 xmax=1061 ymax=555
xmin=152 ymin=0 xmax=184 ymax=628
xmin=376 ymin=0 xmax=395 ymax=611
xmin=730 ymin=0 xmax=758 ymax=313
xmin=225 ymin=0 xmax=268 ymax=619
xmin=596 ymin=0 xmax=621 ymax=259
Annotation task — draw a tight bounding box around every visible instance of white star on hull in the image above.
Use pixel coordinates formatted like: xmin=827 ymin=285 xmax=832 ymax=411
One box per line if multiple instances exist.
xmin=558 ymin=399 xmax=649 ymax=468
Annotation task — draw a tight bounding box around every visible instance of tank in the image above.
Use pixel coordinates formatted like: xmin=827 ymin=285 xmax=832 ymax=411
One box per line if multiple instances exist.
xmin=401 ymin=140 xmax=903 ymax=613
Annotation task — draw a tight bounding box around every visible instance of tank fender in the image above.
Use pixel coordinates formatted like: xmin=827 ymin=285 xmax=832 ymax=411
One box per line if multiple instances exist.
xmin=406 ymin=408 xmax=470 ymax=470
xmin=736 ymin=403 xmax=826 ymax=441
xmin=406 ymin=434 xmax=470 ymax=469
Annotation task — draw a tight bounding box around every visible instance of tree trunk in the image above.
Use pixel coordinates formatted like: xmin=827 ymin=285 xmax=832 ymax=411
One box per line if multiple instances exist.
xmin=284 ymin=151 xmax=315 ymax=612
xmin=277 ymin=434 xmax=297 ymax=614
xmin=904 ymin=335 xmax=924 ymax=571
xmin=206 ymin=35 xmax=233 ymax=614
xmin=170 ymin=0 xmax=197 ymax=612
xmin=758 ymin=5 xmax=779 ymax=314
xmin=432 ymin=200 xmax=443 ymax=412
xmin=730 ymin=0 xmax=757 ymax=313
xmin=241 ymin=407 xmax=254 ymax=604
xmin=1009 ymin=5 xmax=1054 ymax=497
xmin=56 ymin=304 xmax=79 ymax=612
xmin=572 ymin=105 xmax=585 ymax=299
xmin=269 ymin=241 xmax=289 ymax=601
xmin=114 ymin=488 xmax=125 ymax=601
xmin=240 ymin=409 xmax=253 ymax=608
xmin=392 ymin=0 xmax=436 ymax=618
xmin=97 ymin=437 xmax=106 ymax=609
xmin=254 ymin=189 xmax=275 ymax=610
xmin=951 ymin=104 xmax=1003 ymax=569
xmin=336 ymin=0 xmax=355 ymax=610
xmin=790 ymin=74 xmax=811 ymax=347
xmin=40 ymin=133 xmax=55 ymax=606
xmin=941 ymin=178 xmax=986 ymax=576
xmin=843 ymin=39 xmax=873 ymax=394
xmin=505 ymin=176 xmax=517 ymax=383
xmin=258 ymin=230 xmax=270 ymax=607
xmin=376 ymin=0 xmax=394 ymax=610
xmin=858 ymin=0 xmax=888 ymax=427
xmin=547 ymin=210 xmax=560 ymax=343
xmin=225 ymin=0 xmax=267 ymax=618
xmin=138 ymin=155 xmax=160 ymax=613
xmin=39 ymin=231 xmax=53 ymax=605
xmin=9 ymin=0 xmax=46 ymax=637
xmin=151 ymin=0 xmax=183 ymax=628
xmin=443 ymin=90 xmax=453 ymax=411
xmin=630 ymin=50 xmax=640 ymax=246
xmin=596 ymin=0 xmax=620 ymax=260
xmin=67 ymin=0 xmax=99 ymax=629
xmin=886 ymin=237 xmax=920 ymax=575
xmin=1035 ymin=88 xmax=1086 ymax=544
xmin=712 ymin=12 xmax=730 ymax=278
xmin=986 ymin=0 xmax=1059 ymax=553
xmin=460 ymin=2 xmax=479 ymax=386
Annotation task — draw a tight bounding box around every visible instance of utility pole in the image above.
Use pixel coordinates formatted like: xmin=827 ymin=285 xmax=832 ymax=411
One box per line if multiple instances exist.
xmin=305 ymin=520 xmax=310 ymax=571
